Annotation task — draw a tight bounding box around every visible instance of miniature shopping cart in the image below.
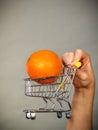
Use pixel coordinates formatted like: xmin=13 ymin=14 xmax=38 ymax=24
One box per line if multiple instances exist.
xmin=23 ymin=62 xmax=81 ymax=120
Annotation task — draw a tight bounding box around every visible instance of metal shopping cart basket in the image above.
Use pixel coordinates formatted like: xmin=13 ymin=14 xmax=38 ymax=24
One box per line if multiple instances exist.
xmin=23 ymin=63 xmax=81 ymax=120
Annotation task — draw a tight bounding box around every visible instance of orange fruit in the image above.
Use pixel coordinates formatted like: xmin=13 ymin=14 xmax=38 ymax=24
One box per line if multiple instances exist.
xmin=26 ymin=50 xmax=63 ymax=84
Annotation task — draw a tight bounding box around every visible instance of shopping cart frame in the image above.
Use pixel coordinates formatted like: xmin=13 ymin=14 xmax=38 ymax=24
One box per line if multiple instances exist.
xmin=23 ymin=65 xmax=77 ymax=119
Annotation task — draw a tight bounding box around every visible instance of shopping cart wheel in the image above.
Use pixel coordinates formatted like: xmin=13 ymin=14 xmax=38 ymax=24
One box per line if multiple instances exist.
xmin=57 ymin=111 xmax=62 ymax=118
xmin=26 ymin=112 xmax=31 ymax=119
xmin=65 ymin=111 xmax=71 ymax=119
xmin=30 ymin=112 xmax=36 ymax=120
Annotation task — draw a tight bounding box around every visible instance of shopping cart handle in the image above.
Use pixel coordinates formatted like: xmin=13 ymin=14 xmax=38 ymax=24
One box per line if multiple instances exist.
xmin=74 ymin=62 xmax=82 ymax=68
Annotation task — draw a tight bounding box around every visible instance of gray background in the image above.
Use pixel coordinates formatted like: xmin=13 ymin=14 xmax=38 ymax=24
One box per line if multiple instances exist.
xmin=0 ymin=0 xmax=97 ymax=130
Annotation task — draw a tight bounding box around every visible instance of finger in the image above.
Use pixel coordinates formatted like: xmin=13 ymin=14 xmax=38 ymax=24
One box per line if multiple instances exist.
xmin=62 ymin=52 xmax=74 ymax=65
xmin=72 ymin=49 xmax=90 ymax=66
xmin=75 ymin=69 xmax=88 ymax=81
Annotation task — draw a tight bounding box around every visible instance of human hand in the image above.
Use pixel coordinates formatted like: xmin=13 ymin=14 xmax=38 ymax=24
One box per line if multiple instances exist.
xmin=62 ymin=49 xmax=95 ymax=90
xmin=62 ymin=49 xmax=95 ymax=130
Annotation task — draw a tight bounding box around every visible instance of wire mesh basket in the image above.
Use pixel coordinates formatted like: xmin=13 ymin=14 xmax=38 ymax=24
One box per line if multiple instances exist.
xmin=23 ymin=65 xmax=77 ymax=119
